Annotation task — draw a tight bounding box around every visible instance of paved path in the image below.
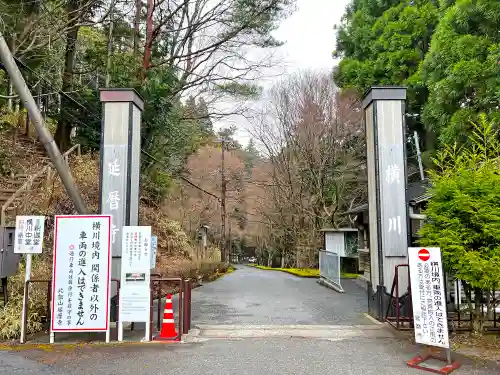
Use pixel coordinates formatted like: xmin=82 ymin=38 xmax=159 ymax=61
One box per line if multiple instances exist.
xmin=2 ymin=266 xmax=499 ymax=374
xmin=190 ymin=265 xmax=371 ymax=326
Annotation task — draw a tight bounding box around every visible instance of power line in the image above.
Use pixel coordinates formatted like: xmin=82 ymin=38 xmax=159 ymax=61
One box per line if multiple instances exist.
xmin=140 ymin=149 xmax=221 ymax=201
xmin=6 ymin=50 xmax=222 ymax=201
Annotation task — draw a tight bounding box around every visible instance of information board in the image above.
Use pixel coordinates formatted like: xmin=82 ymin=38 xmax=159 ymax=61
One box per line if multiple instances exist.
xmin=408 ymin=247 xmax=450 ymax=348
xmin=119 ymin=226 xmax=151 ymax=322
xmin=51 ymin=215 xmax=112 ymax=332
xmin=14 ymin=216 xmax=45 ymax=254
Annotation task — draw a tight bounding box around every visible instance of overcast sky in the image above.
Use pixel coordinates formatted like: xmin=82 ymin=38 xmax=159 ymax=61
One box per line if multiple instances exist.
xmin=213 ymin=0 xmax=351 ymax=146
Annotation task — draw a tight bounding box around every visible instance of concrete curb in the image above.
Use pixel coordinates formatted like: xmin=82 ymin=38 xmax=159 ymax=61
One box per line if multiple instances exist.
xmin=317 ymin=277 xmax=344 ymax=293
xmin=187 ymin=324 xmax=390 ymax=340
xmin=194 ymin=324 xmax=384 ymax=331
xmin=248 ymin=265 xmax=319 ymax=278
xmin=362 ymin=313 xmax=383 ymax=325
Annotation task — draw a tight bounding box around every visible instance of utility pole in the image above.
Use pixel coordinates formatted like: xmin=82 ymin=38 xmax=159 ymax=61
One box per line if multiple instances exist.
xmin=0 ymin=33 xmax=89 ymax=214
xmin=413 ymin=131 xmax=425 ymax=181
xmin=228 ymin=217 xmax=232 ymax=263
xmin=220 ymin=139 xmax=227 ymax=262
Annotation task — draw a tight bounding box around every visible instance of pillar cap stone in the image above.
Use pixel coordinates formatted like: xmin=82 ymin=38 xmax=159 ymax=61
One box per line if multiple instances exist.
xmin=362 ymin=86 xmax=407 ymax=109
xmin=99 ymin=88 xmax=144 ymax=111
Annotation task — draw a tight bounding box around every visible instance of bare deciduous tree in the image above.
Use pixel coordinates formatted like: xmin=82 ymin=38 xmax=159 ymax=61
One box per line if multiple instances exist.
xmin=249 ymin=70 xmax=365 ymax=267
xmin=146 ymin=0 xmax=294 ymax=114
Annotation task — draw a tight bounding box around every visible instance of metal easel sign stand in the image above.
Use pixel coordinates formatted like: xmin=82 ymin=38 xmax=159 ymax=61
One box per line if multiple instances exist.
xmin=406 ymin=247 xmax=461 ymax=374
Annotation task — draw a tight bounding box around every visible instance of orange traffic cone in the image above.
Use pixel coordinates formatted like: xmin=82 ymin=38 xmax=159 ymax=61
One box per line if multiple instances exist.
xmin=155 ymin=294 xmax=179 ymax=341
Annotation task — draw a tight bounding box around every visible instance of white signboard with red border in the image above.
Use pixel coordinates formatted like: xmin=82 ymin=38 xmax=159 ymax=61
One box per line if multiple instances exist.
xmin=408 ymin=247 xmax=450 ymax=348
xmin=50 ymin=215 xmax=112 ymax=340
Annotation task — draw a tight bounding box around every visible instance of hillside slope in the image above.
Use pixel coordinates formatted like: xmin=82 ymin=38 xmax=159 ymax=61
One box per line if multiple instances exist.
xmin=0 ymin=117 xmax=224 ymax=340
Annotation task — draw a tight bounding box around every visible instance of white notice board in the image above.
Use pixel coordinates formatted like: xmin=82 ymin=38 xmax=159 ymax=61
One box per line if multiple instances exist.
xmin=119 ymin=226 xmax=152 ymax=322
xmin=408 ymin=247 xmax=450 ymax=348
xmin=51 ymin=215 xmax=112 ymax=332
xmin=14 ymin=216 xmax=45 ymax=254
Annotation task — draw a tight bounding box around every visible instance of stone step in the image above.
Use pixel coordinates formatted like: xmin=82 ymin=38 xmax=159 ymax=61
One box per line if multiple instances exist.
xmin=0 ymin=188 xmax=18 ymax=194
xmin=18 ymin=150 xmax=47 ymax=157
xmin=0 ymin=179 xmax=25 ymax=185
xmin=17 ymin=146 xmax=44 ymax=151
xmin=0 ymin=195 xmax=14 ymax=203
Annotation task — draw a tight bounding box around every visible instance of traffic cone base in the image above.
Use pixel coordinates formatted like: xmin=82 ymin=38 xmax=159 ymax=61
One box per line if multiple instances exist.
xmin=154 ymin=294 xmax=179 ymax=341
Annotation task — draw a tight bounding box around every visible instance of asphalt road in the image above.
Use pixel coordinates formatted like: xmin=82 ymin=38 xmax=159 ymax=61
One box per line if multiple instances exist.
xmin=190 ymin=265 xmax=371 ymax=326
xmin=1 ymin=265 xmax=499 ymax=374
xmin=2 ymin=336 xmax=499 ymax=375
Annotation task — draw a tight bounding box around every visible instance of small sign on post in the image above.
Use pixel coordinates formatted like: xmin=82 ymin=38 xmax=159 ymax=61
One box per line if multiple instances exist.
xmin=15 ymin=215 xmax=45 ymax=344
xmin=407 ymin=247 xmax=460 ymax=374
xmin=150 ymin=235 xmax=157 ymax=270
xmin=14 ymin=215 xmax=45 ymax=254
xmin=118 ymin=226 xmax=152 ymax=342
xmin=50 ymin=215 xmax=112 ymax=344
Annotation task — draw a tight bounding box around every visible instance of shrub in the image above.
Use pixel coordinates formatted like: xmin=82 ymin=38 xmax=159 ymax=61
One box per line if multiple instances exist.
xmin=0 ymin=260 xmax=51 ymax=340
xmin=419 ymin=115 xmax=500 ymax=334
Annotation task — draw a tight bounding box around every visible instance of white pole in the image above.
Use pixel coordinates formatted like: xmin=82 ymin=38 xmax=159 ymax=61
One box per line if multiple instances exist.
xmin=144 ymin=319 xmax=150 ymax=342
xmin=458 ymin=280 xmax=462 ymax=306
xmin=19 ymin=254 xmax=32 ymax=344
xmin=413 ymin=131 xmax=425 ymax=181
xmin=118 ymin=321 xmax=123 ymax=342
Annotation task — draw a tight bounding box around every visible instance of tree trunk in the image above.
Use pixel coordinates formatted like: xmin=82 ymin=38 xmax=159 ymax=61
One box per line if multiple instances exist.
xmin=105 ymin=0 xmax=115 ymax=87
xmin=55 ymin=0 xmax=81 ymax=151
xmin=472 ymin=287 xmax=484 ymax=335
xmin=133 ymin=0 xmax=142 ymax=55
xmin=142 ymin=0 xmax=153 ymax=79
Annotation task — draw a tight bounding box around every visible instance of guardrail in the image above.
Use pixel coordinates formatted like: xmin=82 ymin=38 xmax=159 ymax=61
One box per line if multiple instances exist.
xmin=149 ymin=277 xmax=192 ymax=341
xmin=319 ymin=250 xmax=343 ymax=292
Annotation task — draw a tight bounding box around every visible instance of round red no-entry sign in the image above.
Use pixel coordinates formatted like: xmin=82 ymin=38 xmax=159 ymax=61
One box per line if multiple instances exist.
xmin=418 ymin=248 xmax=430 ymax=261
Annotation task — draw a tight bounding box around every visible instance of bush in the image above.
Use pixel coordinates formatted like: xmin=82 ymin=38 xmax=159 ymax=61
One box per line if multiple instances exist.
xmin=419 ymin=115 xmax=500 ymax=334
xmin=0 ymin=148 xmax=14 ymax=176
xmin=0 ymin=260 xmax=51 ymax=340
xmin=251 ymin=265 xmax=319 ymax=278
xmin=141 ymin=169 xmax=173 ymax=205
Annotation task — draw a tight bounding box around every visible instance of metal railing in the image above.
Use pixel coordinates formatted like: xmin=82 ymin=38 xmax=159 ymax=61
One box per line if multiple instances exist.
xmin=20 ymin=277 xmax=192 ymax=343
xmin=21 ymin=278 xmax=121 ymax=343
xmin=0 ymin=144 xmax=81 ymax=226
xmin=319 ymin=250 xmax=343 ymax=292
xmin=384 ymin=264 xmax=500 ymax=332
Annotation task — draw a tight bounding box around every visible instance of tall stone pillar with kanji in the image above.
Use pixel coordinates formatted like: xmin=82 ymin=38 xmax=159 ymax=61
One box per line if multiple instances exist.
xmin=99 ymin=89 xmax=143 ymax=298
xmin=363 ymin=86 xmax=409 ymax=319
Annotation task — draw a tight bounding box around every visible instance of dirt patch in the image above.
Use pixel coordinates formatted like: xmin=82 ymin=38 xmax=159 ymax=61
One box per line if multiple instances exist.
xmin=451 ymin=333 xmax=500 ymax=363
xmin=390 ymin=327 xmax=500 ymax=366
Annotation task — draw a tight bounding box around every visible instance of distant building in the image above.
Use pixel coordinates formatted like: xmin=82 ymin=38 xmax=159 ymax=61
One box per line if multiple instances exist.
xmin=344 ymin=179 xmax=431 ymax=283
